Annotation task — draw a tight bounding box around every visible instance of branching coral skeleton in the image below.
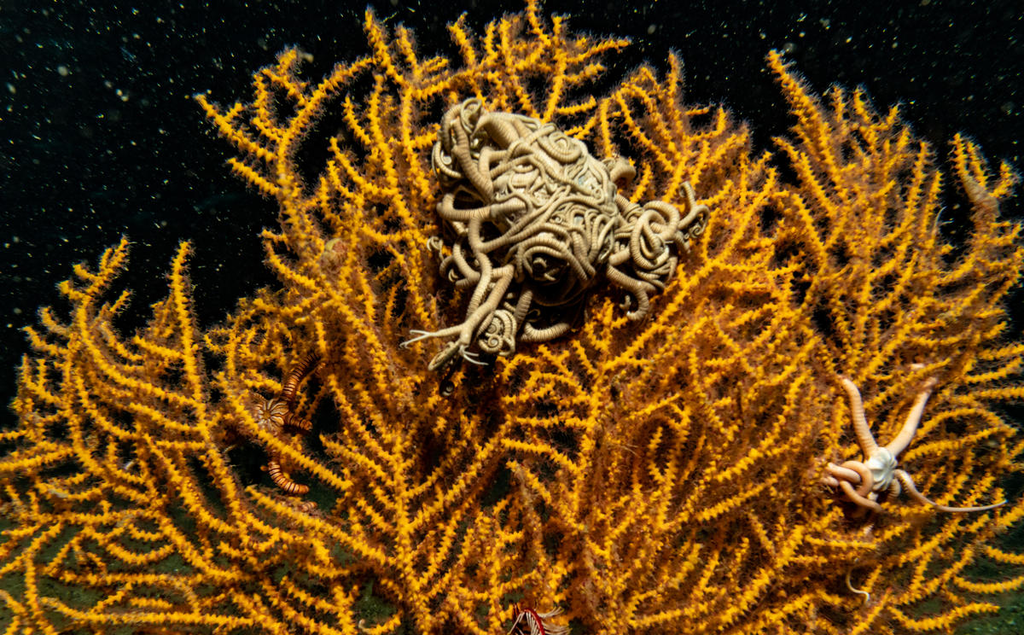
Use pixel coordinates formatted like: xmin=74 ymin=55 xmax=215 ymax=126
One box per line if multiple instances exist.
xmin=823 ymin=376 xmax=1007 ymax=514
xmin=404 ymin=99 xmax=708 ymax=370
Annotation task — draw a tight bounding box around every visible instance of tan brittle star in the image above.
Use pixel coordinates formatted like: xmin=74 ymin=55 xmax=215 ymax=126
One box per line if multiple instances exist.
xmin=823 ymin=376 xmax=1006 ymax=514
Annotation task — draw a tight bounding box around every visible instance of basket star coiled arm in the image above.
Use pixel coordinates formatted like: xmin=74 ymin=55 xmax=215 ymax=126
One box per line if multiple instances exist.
xmin=823 ymin=376 xmax=1008 ymax=513
xmin=404 ymin=98 xmax=708 ymax=370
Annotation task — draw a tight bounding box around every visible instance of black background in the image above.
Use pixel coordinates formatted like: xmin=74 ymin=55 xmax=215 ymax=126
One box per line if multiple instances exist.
xmin=2 ymin=0 xmax=1021 ymax=431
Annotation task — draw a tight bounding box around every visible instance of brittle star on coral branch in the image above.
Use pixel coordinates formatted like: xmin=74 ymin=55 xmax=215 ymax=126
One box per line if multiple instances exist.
xmin=823 ymin=375 xmax=1006 ymax=514
xmin=252 ymin=353 xmax=320 ymax=495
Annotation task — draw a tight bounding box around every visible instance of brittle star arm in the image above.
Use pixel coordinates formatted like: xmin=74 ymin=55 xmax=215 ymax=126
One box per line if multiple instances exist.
xmin=833 ymin=375 xmax=1007 ymax=513
xmin=839 ymin=481 xmax=883 ymax=513
xmin=885 ymin=376 xmax=937 ymax=457
xmin=826 ymin=461 xmax=882 ymax=513
xmin=895 ymin=469 xmax=1006 ymax=513
xmin=866 ymin=375 xmax=1004 ymax=511
xmin=839 ymin=377 xmax=880 ymax=457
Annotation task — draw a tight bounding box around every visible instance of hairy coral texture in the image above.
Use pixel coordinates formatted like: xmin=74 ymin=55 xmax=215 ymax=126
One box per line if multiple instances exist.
xmin=2 ymin=2 xmax=1022 ymax=634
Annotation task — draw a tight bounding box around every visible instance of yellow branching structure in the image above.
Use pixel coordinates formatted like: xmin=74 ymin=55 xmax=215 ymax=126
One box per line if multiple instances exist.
xmin=3 ymin=2 xmax=1023 ymax=633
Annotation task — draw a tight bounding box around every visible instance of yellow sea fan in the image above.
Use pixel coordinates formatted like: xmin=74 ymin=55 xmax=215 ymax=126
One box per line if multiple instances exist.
xmin=2 ymin=2 xmax=1022 ymax=634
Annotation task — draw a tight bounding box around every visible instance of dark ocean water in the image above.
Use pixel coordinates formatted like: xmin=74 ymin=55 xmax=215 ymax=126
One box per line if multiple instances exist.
xmin=1 ymin=0 xmax=1022 ymax=629
xmin=2 ymin=0 xmax=1021 ymax=413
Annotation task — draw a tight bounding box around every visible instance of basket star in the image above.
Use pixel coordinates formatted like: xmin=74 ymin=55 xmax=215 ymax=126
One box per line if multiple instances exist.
xmin=823 ymin=376 xmax=1007 ymax=514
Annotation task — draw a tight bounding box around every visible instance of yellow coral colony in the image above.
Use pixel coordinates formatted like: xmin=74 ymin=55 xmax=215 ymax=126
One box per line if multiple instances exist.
xmin=2 ymin=2 xmax=1022 ymax=634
